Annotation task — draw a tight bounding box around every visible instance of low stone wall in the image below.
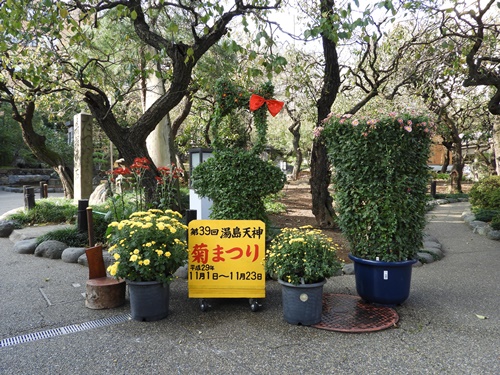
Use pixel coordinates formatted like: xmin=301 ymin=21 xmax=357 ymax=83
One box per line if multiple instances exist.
xmin=0 ymin=168 xmax=60 ymax=189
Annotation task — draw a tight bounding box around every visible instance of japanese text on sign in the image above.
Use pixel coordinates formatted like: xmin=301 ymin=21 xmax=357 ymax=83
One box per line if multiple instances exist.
xmin=189 ymin=225 xmax=264 ymax=239
xmin=188 ymin=220 xmax=266 ymax=299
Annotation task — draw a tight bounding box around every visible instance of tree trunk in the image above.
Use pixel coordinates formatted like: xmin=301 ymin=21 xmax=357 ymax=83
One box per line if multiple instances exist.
xmin=13 ymin=102 xmax=74 ymax=198
xmin=450 ymin=139 xmax=464 ymax=193
xmin=143 ymin=66 xmax=175 ymax=168
xmin=292 ymin=142 xmax=302 ymax=181
xmin=285 ymin=105 xmax=302 ymax=181
xmin=492 ymin=116 xmax=500 ymax=175
xmin=310 ymin=141 xmax=334 ymax=227
xmin=310 ymin=0 xmax=341 ymax=228
xmin=55 ymin=165 xmax=74 ymax=199
xmin=440 ymin=142 xmax=452 ymax=173
xmin=289 ymin=123 xmax=302 ymax=181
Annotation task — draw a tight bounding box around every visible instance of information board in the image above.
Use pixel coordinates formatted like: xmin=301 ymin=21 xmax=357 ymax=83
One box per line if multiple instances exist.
xmin=188 ymin=220 xmax=266 ymax=299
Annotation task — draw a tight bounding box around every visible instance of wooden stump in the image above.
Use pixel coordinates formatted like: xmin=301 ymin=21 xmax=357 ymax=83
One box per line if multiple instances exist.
xmin=85 ymin=278 xmax=126 ymax=309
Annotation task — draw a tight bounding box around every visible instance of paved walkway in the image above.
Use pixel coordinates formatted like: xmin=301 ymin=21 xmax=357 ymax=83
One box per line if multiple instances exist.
xmin=0 ymin=189 xmax=65 ymax=220
xmin=0 ymin=191 xmax=499 ymax=374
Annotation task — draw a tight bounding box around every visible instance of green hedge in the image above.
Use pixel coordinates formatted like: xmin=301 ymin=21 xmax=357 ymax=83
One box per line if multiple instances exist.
xmin=469 ymin=176 xmax=500 ymax=211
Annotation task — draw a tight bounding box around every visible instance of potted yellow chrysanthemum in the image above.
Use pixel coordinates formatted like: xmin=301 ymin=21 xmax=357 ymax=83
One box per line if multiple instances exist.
xmin=265 ymin=226 xmax=342 ymax=325
xmin=106 ymin=209 xmax=188 ymax=321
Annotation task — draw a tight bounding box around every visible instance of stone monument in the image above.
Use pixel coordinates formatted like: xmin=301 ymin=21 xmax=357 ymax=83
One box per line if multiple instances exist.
xmin=73 ymin=113 xmax=93 ymax=201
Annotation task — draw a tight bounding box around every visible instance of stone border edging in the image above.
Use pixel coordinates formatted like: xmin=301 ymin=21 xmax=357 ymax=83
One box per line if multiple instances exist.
xmin=461 ymin=210 xmax=500 ymax=241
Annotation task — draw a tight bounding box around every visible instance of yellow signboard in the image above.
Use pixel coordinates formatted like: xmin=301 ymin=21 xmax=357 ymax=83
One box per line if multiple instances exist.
xmin=188 ymin=220 xmax=266 ymax=299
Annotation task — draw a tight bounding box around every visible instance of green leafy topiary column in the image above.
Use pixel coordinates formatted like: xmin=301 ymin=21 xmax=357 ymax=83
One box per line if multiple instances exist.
xmin=321 ymin=113 xmax=434 ymax=262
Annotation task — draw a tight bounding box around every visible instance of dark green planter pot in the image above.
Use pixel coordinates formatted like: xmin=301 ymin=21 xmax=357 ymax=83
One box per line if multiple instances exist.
xmin=127 ymin=280 xmax=170 ymax=321
xmin=278 ymin=278 xmax=326 ymax=325
xmin=349 ymin=254 xmax=417 ymax=306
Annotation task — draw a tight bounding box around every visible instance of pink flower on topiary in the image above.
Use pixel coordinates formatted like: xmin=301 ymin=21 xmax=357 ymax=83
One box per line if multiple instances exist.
xmin=313 ymin=126 xmax=324 ymax=138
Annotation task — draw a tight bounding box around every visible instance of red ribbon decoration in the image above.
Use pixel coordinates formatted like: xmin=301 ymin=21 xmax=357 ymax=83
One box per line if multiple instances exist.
xmin=249 ymin=94 xmax=284 ymax=117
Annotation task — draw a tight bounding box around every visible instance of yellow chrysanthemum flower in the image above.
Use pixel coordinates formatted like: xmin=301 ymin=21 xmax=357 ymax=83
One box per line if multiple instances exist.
xmin=143 ymin=259 xmax=150 ymax=266
xmin=107 ymin=262 xmax=119 ymax=276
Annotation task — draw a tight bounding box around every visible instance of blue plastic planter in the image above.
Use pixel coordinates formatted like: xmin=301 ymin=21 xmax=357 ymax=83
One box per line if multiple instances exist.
xmin=348 ymin=254 xmax=417 ymax=306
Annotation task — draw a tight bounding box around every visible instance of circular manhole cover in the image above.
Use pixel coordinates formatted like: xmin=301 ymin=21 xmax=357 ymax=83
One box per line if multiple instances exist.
xmin=311 ymin=294 xmax=399 ymax=333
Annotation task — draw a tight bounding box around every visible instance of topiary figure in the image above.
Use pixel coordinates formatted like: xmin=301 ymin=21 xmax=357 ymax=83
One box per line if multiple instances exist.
xmin=191 ymin=78 xmax=286 ymax=226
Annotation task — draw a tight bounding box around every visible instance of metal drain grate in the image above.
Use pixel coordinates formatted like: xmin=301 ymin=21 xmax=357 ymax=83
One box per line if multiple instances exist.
xmin=312 ymin=294 xmax=399 ymax=333
xmin=0 ymin=314 xmax=131 ymax=348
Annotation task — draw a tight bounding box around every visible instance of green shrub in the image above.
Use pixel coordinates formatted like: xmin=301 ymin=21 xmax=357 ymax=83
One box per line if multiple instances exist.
xmin=491 ymin=214 xmax=500 ymax=230
xmin=191 ymin=149 xmax=286 ymax=226
xmin=473 ymin=209 xmax=500 ymax=223
xmin=36 ymin=226 xmax=89 ymax=247
xmin=322 ymin=112 xmax=433 ymax=262
xmin=469 ymin=176 xmax=500 ymax=210
xmin=7 ymin=198 xmax=76 ymax=225
xmin=430 ymin=171 xmax=449 ymax=180
xmin=264 ymin=192 xmax=287 ymax=215
xmin=90 ymin=209 xmax=112 ymax=244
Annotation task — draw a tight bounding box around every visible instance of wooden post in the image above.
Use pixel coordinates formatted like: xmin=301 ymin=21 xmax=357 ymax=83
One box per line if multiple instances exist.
xmin=87 ymin=207 xmax=95 ymax=247
xmin=23 ymin=185 xmax=35 ymax=210
xmin=39 ymin=181 xmax=45 ymax=199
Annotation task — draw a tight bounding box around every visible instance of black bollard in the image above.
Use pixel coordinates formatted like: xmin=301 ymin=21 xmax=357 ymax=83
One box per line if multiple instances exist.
xmin=185 ymin=209 xmax=197 ymax=226
xmin=86 ymin=207 xmax=95 ymax=247
xmin=43 ymin=183 xmax=48 ymax=198
xmin=77 ymin=199 xmax=89 ymax=233
xmin=185 ymin=209 xmax=197 ymax=245
xmin=430 ymin=180 xmax=437 ymax=198
xmin=23 ymin=186 xmax=35 ymax=210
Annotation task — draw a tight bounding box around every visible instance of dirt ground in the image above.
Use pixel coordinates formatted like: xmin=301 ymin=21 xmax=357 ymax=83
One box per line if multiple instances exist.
xmin=268 ymin=176 xmax=473 ymax=265
xmin=268 ymin=176 xmax=352 ymax=263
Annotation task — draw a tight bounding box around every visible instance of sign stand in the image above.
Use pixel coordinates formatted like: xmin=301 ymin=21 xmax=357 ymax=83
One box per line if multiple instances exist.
xmin=188 ymin=220 xmax=266 ymax=312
